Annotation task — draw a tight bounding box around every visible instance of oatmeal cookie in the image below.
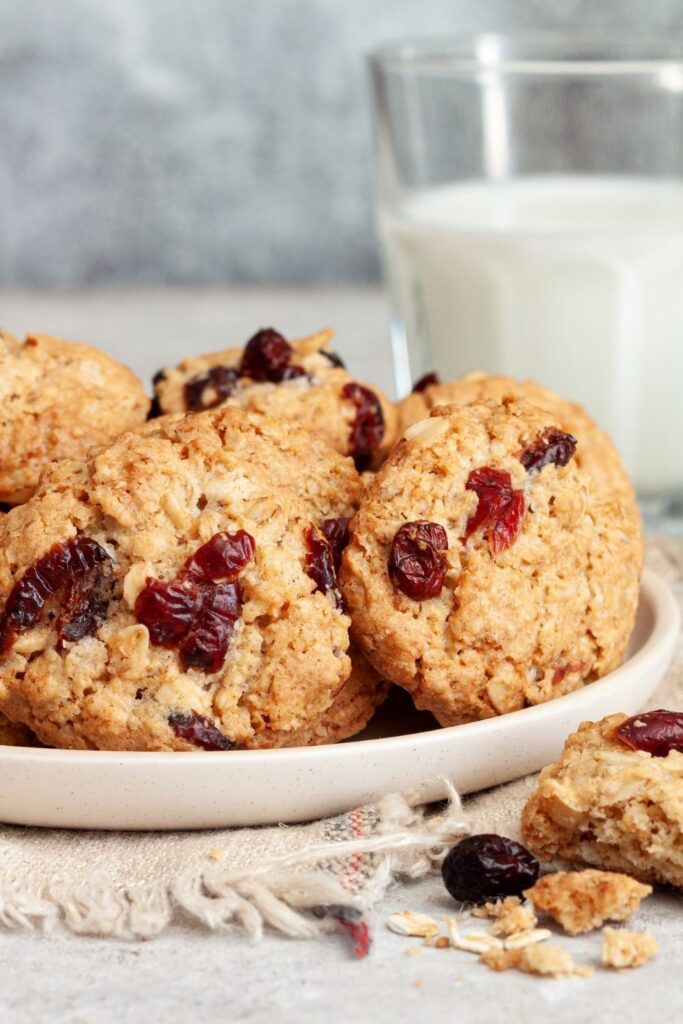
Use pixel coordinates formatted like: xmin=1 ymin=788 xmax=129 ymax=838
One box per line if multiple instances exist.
xmin=399 ymin=371 xmax=636 ymax=510
xmin=151 ymin=327 xmax=398 ymax=470
xmin=0 ymin=409 xmax=361 ymax=751
xmin=522 ymin=713 xmax=683 ymax=888
xmin=0 ymin=331 xmax=150 ymax=504
xmin=341 ymin=397 xmax=641 ymax=725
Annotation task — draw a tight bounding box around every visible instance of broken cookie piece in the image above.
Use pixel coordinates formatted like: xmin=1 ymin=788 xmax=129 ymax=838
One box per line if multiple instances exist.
xmin=602 ymin=927 xmax=658 ymax=969
xmin=525 ymin=869 xmax=651 ymax=935
xmin=521 ymin=713 xmax=683 ymax=888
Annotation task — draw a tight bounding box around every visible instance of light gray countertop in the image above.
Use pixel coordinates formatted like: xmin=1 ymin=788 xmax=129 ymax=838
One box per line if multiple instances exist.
xmin=0 ymin=288 xmax=679 ymax=1024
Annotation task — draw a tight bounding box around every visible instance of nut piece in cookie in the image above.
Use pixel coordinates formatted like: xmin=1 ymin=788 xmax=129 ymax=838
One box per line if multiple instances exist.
xmin=601 ymin=927 xmax=658 ymax=969
xmin=341 ymin=397 xmax=641 ymax=726
xmin=0 ymin=331 xmax=150 ymax=505
xmin=524 ymin=870 xmax=651 ymax=935
xmin=151 ymin=327 xmax=398 ymax=469
xmin=0 ymin=409 xmax=362 ymax=752
xmin=522 ymin=713 xmax=683 ymax=888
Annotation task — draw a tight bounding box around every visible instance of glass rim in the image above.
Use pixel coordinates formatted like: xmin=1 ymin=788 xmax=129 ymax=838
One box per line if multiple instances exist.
xmin=368 ymin=30 xmax=683 ymax=77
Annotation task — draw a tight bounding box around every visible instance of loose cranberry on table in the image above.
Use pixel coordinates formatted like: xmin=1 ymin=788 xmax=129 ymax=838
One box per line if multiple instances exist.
xmin=388 ymin=521 xmax=448 ymax=600
xmin=464 ymin=467 xmax=526 ymax=555
xmin=441 ymin=834 xmax=540 ymax=904
xmin=616 ymin=709 xmax=683 ymax=757
xmin=520 ymin=428 xmax=577 ymax=474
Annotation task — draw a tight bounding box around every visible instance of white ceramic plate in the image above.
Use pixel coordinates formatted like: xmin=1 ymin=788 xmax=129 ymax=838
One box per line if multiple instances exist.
xmin=0 ymin=567 xmax=678 ymax=831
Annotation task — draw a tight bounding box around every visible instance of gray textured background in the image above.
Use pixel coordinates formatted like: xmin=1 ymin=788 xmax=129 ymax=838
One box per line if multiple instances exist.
xmin=1 ymin=0 xmax=682 ymax=286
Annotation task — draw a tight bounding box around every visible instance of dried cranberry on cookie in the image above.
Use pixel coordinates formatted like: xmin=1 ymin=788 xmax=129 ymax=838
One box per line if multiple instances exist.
xmin=151 ymin=327 xmax=398 ymax=470
xmin=340 ymin=396 xmax=641 ymax=725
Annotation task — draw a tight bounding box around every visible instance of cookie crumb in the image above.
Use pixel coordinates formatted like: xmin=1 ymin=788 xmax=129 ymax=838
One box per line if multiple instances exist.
xmin=476 ymin=896 xmax=538 ymax=937
xmin=525 ymin=869 xmax=651 ymax=935
xmin=482 ymin=942 xmax=592 ymax=978
xmin=208 ymin=847 xmax=223 ymax=861
xmin=602 ymin=927 xmax=658 ymax=969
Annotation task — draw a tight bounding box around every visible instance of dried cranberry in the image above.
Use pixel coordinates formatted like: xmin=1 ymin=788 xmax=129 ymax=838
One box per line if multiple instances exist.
xmin=304 ymin=525 xmax=340 ymax=606
xmin=616 ymin=709 xmax=683 ymax=757
xmin=168 ymin=711 xmax=234 ymax=751
xmin=520 ymin=428 xmax=577 ymax=474
xmin=184 ymin=365 xmax=240 ymax=411
xmin=388 ymin=521 xmax=448 ymax=600
xmin=239 ymin=328 xmax=293 ymax=381
xmin=441 ymin=834 xmax=539 ymax=904
xmin=342 ymin=382 xmax=385 ymax=472
xmin=464 ymin=467 xmax=526 ymax=554
xmin=179 ymin=581 xmax=242 ymax=672
xmin=183 ymin=531 xmax=255 ymax=582
xmin=320 ymin=517 xmax=350 ymax=573
xmin=135 ymin=578 xmax=201 ymax=646
xmin=412 ymin=372 xmax=440 ymax=393
xmin=147 ymin=370 xmax=167 ymax=420
xmin=0 ymin=536 xmax=113 ymax=654
xmin=58 ymin=559 xmax=114 ymax=643
xmin=322 ymin=350 xmax=346 ymax=370
xmin=134 ymin=532 xmax=254 ymax=673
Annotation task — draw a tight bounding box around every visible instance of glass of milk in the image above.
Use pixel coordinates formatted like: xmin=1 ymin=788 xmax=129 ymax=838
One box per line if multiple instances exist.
xmin=370 ymin=33 xmax=683 ymax=515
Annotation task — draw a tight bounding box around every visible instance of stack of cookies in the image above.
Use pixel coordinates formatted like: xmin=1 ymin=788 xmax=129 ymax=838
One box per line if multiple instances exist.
xmin=0 ymin=326 xmax=643 ymax=751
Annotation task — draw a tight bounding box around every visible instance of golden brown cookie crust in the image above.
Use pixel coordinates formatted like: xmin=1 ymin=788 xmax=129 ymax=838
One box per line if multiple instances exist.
xmin=522 ymin=714 xmax=683 ymax=888
xmin=253 ymin=647 xmax=389 ymax=748
xmin=399 ymin=371 xmax=638 ymax=515
xmin=153 ymin=329 xmax=398 ymax=468
xmin=341 ymin=396 xmax=641 ymax=725
xmin=0 ymin=332 xmax=150 ymax=505
xmin=0 ymin=409 xmax=361 ymax=751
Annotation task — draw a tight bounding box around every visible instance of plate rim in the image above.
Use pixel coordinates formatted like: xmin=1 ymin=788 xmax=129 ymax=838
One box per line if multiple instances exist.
xmin=0 ymin=566 xmax=678 ymax=767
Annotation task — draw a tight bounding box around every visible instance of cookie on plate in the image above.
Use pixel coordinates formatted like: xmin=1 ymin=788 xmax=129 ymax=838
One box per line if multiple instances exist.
xmin=151 ymin=327 xmax=398 ymax=470
xmin=341 ymin=396 xmax=642 ymax=726
xmin=522 ymin=712 xmax=683 ymax=888
xmin=399 ymin=371 xmax=636 ymax=508
xmin=0 ymin=331 xmax=150 ymax=504
xmin=0 ymin=408 xmax=363 ymax=751
xmin=254 ymin=646 xmax=389 ymax=748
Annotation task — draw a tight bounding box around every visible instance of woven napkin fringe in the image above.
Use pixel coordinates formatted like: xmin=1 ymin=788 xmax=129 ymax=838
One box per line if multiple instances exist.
xmin=0 ymin=780 xmax=468 ymax=941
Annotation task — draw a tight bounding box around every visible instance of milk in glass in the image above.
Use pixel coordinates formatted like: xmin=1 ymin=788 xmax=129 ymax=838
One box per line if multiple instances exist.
xmin=381 ymin=176 xmax=683 ymax=494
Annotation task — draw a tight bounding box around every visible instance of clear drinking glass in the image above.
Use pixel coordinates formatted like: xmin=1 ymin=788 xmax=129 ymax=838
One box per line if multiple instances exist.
xmin=369 ymin=33 xmax=683 ymax=520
